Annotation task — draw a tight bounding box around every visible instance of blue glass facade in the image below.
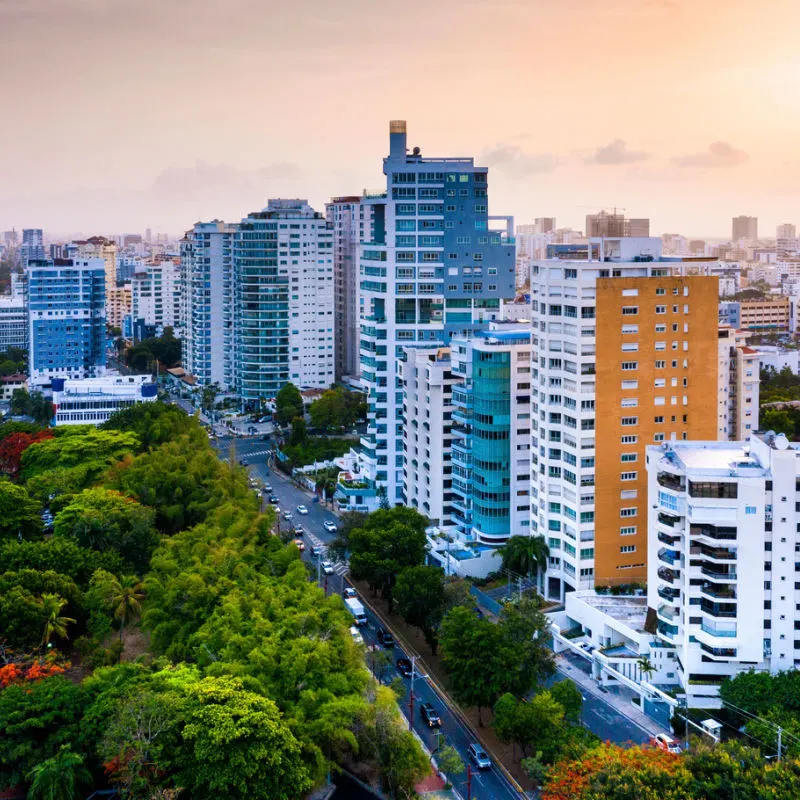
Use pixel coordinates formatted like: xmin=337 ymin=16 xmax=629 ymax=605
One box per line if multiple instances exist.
xmin=27 ymin=259 xmax=106 ymax=386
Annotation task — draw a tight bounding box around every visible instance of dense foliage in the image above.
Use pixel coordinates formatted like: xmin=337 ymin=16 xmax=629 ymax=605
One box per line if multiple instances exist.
xmin=308 ymin=387 xmax=366 ymax=431
xmin=275 ymin=382 xmax=304 ymax=425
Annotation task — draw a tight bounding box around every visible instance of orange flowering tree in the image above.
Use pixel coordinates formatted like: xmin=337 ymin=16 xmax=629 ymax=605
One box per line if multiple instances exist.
xmin=0 ymin=429 xmax=53 ymax=479
xmin=0 ymin=653 xmax=68 ymax=688
xmin=542 ymin=743 xmax=694 ymax=800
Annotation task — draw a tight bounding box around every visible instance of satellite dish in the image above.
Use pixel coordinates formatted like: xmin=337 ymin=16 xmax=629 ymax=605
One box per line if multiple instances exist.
xmin=775 ymin=433 xmax=790 ymax=450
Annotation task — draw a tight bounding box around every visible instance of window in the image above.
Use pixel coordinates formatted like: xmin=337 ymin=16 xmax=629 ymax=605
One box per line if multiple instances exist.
xmin=621 ymin=343 xmax=639 ymax=352
xmin=622 ymin=306 xmax=639 ymax=315
xmin=654 ymin=415 xmax=664 ymax=423
xmin=745 ymin=506 xmax=757 ymax=515
xmin=622 ymin=288 xmax=639 ymax=297
xmin=622 ymin=324 xmax=639 ymax=334
xmin=655 ymin=360 xmax=666 ymax=369
xmin=620 ymin=507 xmax=638 ymax=517
xmin=654 ymin=378 xmax=666 ymax=388
xmin=689 ymin=481 xmax=738 ymax=499
xmin=655 ymin=323 xmax=666 ymax=333
xmin=621 ymin=416 xmax=638 ymax=426
xmin=620 ymin=545 xmax=637 ymax=553
xmin=621 ymin=471 xmax=638 ymax=481
xmin=621 ymin=361 xmax=638 ymax=371
xmin=656 ymin=305 xmax=666 ymax=314
xmin=621 ymin=453 xmax=638 ymax=462
xmin=621 ymin=435 xmax=638 ymax=444
xmin=656 ymin=288 xmax=666 ymax=295
xmin=655 ymin=341 xmax=666 ymax=351
xmin=621 ymin=380 xmax=639 ymax=389
xmin=621 ymin=398 xmax=638 ymax=407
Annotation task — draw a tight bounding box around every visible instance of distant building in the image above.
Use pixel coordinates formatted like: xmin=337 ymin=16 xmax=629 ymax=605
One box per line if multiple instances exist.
xmin=755 ymin=345 xmax=800 ymax=375
xmin=131 ymin=261 xmax=181 ymax=337
xmin=0 ymin=374 xmax=27 ymax=402
xmin=738 ymin=297 xmax=790 ymax=331
xmin=0 ymin=276 xmax=27 ymax=351
xmin=732 ymin=215 xmax=758 ymax=242
xmin=625 ymin=218 xmax=650 ymax=237
xmin=19 ymin=229 xmax=45 ymax=265
xmin=585 ymin=212 xmax=649 ymax=238
xmin=777 ymin=223 xmax=796 ymax=240
xmin=51 ymin=374 xmax=157 ymax=426
xmin=717 ymin=326 xmax=759 ymax=440
xmin=26 ymin=258 xmax=106 ymax=387
xmin=106 ymin=284 xmax=131 ymax=331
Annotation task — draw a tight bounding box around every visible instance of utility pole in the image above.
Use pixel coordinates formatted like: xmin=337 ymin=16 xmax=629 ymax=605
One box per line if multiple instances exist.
xmin=408 ymin=654 xmax=417 ymax=730
xmin=778 ymin=726 xmax=783 ymax=761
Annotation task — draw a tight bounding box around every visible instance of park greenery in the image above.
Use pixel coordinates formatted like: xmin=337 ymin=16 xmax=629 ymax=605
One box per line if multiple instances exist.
xmin=10 ymin=388 xmax=55 ymax=425
xmin=760 ymin=366 xmax=800 ymax=439
xmin=124 ymin=327 xmax=181 ymax=372
xmin=308 ymin=386 xmax=367 ymax=432
xmin=0 ymin=402 xmax=427 ymax=799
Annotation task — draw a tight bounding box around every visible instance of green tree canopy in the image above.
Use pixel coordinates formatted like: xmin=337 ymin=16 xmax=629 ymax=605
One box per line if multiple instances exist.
xmin=54 ymin=487 xmax=159 ymax=573
xmin=394 ymin=565 xmax=447 ymax=654
xmin=26 ymin=744 xmax=92 ymax=800
xmin=101 ymin=401 xmax=196 ymax=451
xmin=0 ymin=481 xmax=42 ymax=541
xmin=308 ymin=387 xmax=366 ymax=431
xmin=275 ymin=382 xmax=304 ymax=425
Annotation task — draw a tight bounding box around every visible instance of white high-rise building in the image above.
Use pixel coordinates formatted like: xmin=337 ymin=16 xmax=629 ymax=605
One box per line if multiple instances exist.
xmin=717 ymin=326 xmax=760 ymax=441
xmin=181 ymin=221 xmax=236 ymax=388
xmin=131 ymin=261 xmax=182 ymax=336
xmin=327 ymin=196 xmax=374 ymax=380
xmin=647 ymin=432 xmax=800 ymax=707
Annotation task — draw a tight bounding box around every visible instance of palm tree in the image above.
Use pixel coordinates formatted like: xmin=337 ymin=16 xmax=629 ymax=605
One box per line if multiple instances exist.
xmin=112 ymin=575 xmax=144 ymax=646
xmin=637 ymin=656 xmax=656 ymax=681
xmin=498 ymin=535 xmax=551 ymax=596
xmin=26 ymin=745 xmax=91 ymax=800
xmin=39 ymin=593 xmax=75 ymax=649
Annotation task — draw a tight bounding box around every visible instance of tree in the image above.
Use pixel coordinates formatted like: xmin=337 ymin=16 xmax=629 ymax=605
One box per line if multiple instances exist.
xmin=0 ymin=675 xmax=85 ymax=789
xmin=29 ymin=393 xmax=55 ymax=426
xmin=498 ymin=534 xmax=550 ymax=594
xmin=308 ymin=387 xmax=366 ymax=432
xmin=26 ymin=745 xmax=91 ymax=800
xmin=498 ymin=597 xmax=556 ymax=697
xmin=40 ymin=593 xmax=76 ymax=648
xmin=111 ymin=574 xmax=144 ymax=646
xmin=0 ymin=430 xmax=53 ymax=478
xmin=10 ymin=387 xmax=31 ymax=416
xmin=102 ymin=402 xmax=195 ymax=451
xmin=394 ymin=566 xmax=446 ymax=654
xmin=200 ymin=384 xmax=218 ymax=413
xmin=720 ymin=668 xmax=800 ymax=717
xmin=54 ymin=488 xmax=159 ymax=573
xmin=289 ymin=416 xmax=307 ymax=445
xmin=326 ymin=510 xmax=367 ymax=562
xmin=0 ymin=481 xmax=43 ymax=541
xmin=348 ymin=508 xmax=429 ymax=611
xmin=493 ymin=692 xmax=566 ymax=762
xmin=275 ymin=382 xmax=304 ymax=425
xmin=436 ymin=744 xmax=464 ymax=782
xmin=550 ymin=679 xmax=584 ymax=724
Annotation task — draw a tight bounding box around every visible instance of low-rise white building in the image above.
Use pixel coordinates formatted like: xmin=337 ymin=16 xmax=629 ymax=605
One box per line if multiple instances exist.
xmin=717 ymin=326 xmax=760 ymax=440
xmin=51 ymin=374 xmax=157 ymax=426
xmin=757 ymin=345 xmax=800 ymax=375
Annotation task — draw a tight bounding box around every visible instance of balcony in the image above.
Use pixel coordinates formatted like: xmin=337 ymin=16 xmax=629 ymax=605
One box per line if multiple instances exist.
xmin=701 ymin=567 xmax=737 ymax=581
xmin=336 ymin=474 xmax=376 ymax=498
xmin=657 ymin=604 xmax=679 ymax=622
xmin=690 ymin=524 xmax=737 ymax=542
xmin=690 ymin=545 xmax=736 ymax=562
xmin=658 ymin=548 xmax=680 ymax=566
xmin=701 ymin=621 xmax=737 ymax=638
xmin=699 ymin=583 xmax=736 ymax=600
xmin=658 ymin=586 xmax=680 ymax=602
xmin=658 ymin=531 xmax=680 ymax=546
xmin=658 ymin=512 xmax=683 ymax=529
xmin=658 ymin=566 xmax=679 ymax=583
xmin=699 ymin=643 xmax=737 ymax=659
xmin=657 ymin=621 xmax=679 ymax=641
xmin=657 ymin=472 xmax=686 ymax=492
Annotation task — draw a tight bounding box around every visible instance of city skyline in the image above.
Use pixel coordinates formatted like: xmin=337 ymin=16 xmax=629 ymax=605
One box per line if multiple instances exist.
xmin=1 ymin=0 xmax=799 ymax=236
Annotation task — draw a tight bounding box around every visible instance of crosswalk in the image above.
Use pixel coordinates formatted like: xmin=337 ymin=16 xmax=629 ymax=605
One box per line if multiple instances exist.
xmin=238 ymin=449 xmax=272 ymax=460
xmin=303 ymin=530 xmax=349 ymax=576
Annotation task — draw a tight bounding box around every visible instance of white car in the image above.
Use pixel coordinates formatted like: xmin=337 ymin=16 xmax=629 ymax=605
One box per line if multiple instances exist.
xmin=296 ymin=505 xmax=309 ymax=515
xmin=652 ymin=733 xmax=682 ymax=754
xmin=343 ymin=587 xmax=357 ymax=599
xmin=283 ymin=511 xmax=293 ymax=521
xmin=349 ymin=625 xmax=364 ymax=645
xmin=323 ymin=520 xmax=337 ymax=533
xmin=321 ymin=560 xmax=334 ymax=575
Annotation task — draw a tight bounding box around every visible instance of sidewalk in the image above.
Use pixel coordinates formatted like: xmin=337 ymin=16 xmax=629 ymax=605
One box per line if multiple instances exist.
xmin=556 ymin=654 xmax=667 ymax=739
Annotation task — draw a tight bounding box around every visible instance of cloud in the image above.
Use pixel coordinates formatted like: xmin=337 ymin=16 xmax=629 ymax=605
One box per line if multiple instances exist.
xmin=152 ymin=160 xmax=303 ymax=199
xmin=584 ymin=139 xmax=650 ymax=165
xmin=481 ymin=144 xmax=559 ymax=177
xmin=674 ymin=141 xmax=749 ymax=168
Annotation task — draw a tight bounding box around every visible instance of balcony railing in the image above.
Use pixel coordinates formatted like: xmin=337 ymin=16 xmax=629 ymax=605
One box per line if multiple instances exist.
xmin=658 ymin=586 xmax=680 ymax=601
xmin=658 ymin=512 xmax=682 ymax=528
xmin=657 ymin=472 xmax=686 ymax=492
xmin=658 ymin=566 xmax=679 ymax=583
xmin=658 ymin=548 xmax=680 ymax=566
xmin=658 ymin=531 xmax=680 ymax=546
xmin=690 ymin=545 xmax=736 ymax=561
xmin=701 ymin=567 xmax=737 ymax=581
xmin=701 ymin=621 xmax=737 ymax=638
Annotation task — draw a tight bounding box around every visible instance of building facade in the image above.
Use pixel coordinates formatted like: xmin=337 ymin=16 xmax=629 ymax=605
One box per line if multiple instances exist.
xmin=327 ymin=196 xmax=374 ymax=380
xmin=531 ymin=238 xmax=719 ymax=599
xmin=647 ymin=433 xmax=800 ymax=707
xmin=181 ymin=221 xmax=236 ymax=388
xmin=19 ymin=229 xmax=45 ymax=266
xmin=732 ymin=215 xmax=758 ymax=242
xmin=717 ymin=326 xmax=760 ymax=440
xmin=232 ymin=199 xmax=334 ymax=405
xmin=106 ymin=284 xmax=131 ymax=330
xmin=26 ymin=258 xmax=106 ymax=387
xmin=131 ymin=261 xmax=181 ymax=337
xmin=353 ymin=121 xmax=515 ymax=505
xmin=0 ymin=291 xmax=27 ymax=352
xmin=738 ymin=297 xmax=791 ymax=331
xmin=51 ymin=375 xmax=157 ymax=426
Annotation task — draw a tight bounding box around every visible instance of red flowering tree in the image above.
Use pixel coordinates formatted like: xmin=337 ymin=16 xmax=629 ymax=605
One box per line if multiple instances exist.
xmin=0 ymin=653 xmax=67 ymax=688
xmin=542 ymin=743 xmax=694 ymax=800
xmin=0 ymin=430 xmax=53 ymax=479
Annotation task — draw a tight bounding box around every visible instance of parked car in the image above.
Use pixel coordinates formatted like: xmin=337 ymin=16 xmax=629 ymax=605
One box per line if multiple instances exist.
xmin=293 ymin=538 xmax=305 ymax=552
xmin=376 ymin=627 xmax=395 ymax=648
xmin=468 ymin=744 xmax=491 ymax=770
xmin=350 ymin=625 xmax=364 ymax=645
xmin=296 ymin=505 xmax=309 ymax=515
xmin=263 ymin=483 xmax=273 ymax=492
xmin=652 ymin=733 xmax=681 ymax=754
xmin=283 ymin=511 xmax=293 ymax=521
xmin=321 ymin=560 xmax=334 ymax=575
xmin=420 ymin=702 xmax=441 ymax=728
xmin=311 ymin=545 xmax=322 ymax=557
xmin=343 ymin=587 xmax=357 ymax=599
xmin=396 ymin=658 xmax=413 ymax=677
xmin=269 ymin=496 xmax=280 ymax=504
xmin=323 ymin=520 xmax=337 ymax=533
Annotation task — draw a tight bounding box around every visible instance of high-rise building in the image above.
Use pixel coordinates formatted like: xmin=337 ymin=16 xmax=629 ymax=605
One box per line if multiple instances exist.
xmin=625 ymin=218 xmax=650 ymax=237
xmin=181 ymin=221 xmax=236 ymax=388
xmin=0 ymin=274 xmax=27 ymax=352
xmin=74 ymin=236 xmax=118 ymax=292
xmin=26 ymin=258 xmax=106 ymax=387
xmin=131 ymin=261 xmax=182 ymax=337
xmin=586 ymin=211 xmax=626 ymax=238
xmin=647 ymin=432 xmax=800 ymax=707
xmin=732 ymin=215 xmax=758 ymax=242
xmin=233 ymin=199 xmax=334 ymax=405
xmin=19 ymin=229 xmax=45 ymax=265
xmin=327 ymin=196 xmax=374 ymax=380
xmin=717 ymin=326 xmax=760 ymax=441
xmin=106 ymin=284 xmax=131 ymax=331
xmin=777 ymin=223 xmax=796 ymax=240
xmin=352 ymin=121 xmax=515 ymax=506
xmin=531 ymin=237 xmax=719 ymax=599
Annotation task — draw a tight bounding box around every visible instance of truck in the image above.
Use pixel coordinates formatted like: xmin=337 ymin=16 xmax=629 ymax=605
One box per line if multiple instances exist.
xmin=345 ymin=597 xmax=367 ymax=626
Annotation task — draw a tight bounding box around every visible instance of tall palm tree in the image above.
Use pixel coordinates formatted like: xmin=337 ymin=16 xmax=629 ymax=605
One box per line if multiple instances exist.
xmin=637 ymin=656 xmax=656 ymax=681
xmin=39 ymin=593 xmax=75 ymax=649
xmin=26 ymin=745 xmax=91 ymax=800
xmin=112 ymin=575 xmax=144 ymax=645
xmin=498 ymin=535 xmax=551 ymax=596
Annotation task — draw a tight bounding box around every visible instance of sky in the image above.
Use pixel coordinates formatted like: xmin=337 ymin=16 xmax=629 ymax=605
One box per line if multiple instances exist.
xmin=1 ymin=0 xmax=799 ymax=239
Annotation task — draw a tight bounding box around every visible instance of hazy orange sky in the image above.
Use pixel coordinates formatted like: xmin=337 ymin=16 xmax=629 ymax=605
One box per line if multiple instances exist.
xmin=1 ymin=0 xmax=799 ymax=238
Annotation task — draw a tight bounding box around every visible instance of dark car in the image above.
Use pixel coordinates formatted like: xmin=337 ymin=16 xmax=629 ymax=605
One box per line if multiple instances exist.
xmin=376 ymin=627 xmax=395 ymax=648
xmin=420 ymin=702 xmax=441 ymax=728
xmin=269 ymin=496 xmax=280 ymax=504
xmin=396 ymin=657 xmax=413 ymax=677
